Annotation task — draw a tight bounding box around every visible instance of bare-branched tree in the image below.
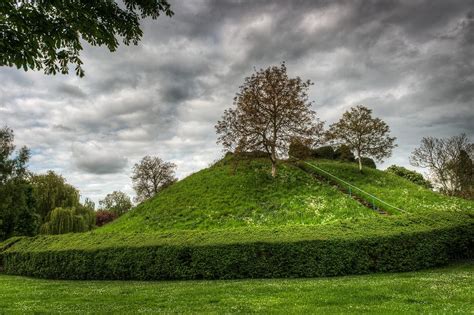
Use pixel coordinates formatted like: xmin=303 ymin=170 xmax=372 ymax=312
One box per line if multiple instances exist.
xmin=215 ymin=63 xmax=324 ymax=177
xmin=410 ymin=134 xmax=473 ymax=195
xmin=326 ymin=105 xmax=397 ymax=171
xmin=131 ymin=156 xmax=177 ymax=203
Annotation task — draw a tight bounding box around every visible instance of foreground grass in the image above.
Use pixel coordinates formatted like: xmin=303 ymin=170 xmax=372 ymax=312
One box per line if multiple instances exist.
xmin=0 ymin=262 xmax=472 ymax=314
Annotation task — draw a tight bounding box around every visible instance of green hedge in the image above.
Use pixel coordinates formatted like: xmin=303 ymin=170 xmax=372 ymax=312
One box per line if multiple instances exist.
xmin=1 ymin=213 xmax=473 ymax=280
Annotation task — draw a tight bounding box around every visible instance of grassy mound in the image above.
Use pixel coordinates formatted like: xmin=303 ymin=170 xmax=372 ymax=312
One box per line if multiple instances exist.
xmin=1 ymin=157 xmax=473 ymax=280
xmin=100 ymin=158 xmax=373 ymax=233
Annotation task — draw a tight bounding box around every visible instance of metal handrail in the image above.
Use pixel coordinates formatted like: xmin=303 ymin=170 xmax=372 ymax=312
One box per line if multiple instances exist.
xmin=298 ymin=160 xmax=409 ymax=214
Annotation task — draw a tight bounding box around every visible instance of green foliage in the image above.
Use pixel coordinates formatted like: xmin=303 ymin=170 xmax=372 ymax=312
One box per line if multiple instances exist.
xmin=0 ymin=127 xmax=39 ymax=241
xmin=334 ymin=145 xmax=355 ymax=162
xmin=39 ymin=207 xmax=95 ymax=235
xmin=99 ymin=191 xmax=132 ymax=216
xmin=2 ymin=212 xmax=472 ymax=280
xmin=289 ymin=139 xmax=312 ymax=159
xmin=311 ymin=146 xmax=335 ymax=159
xmin=386 ymin=165 xmax=432 ymax=189
xmin=31 ymin=171 xmax=80 ymax=222
xmin=1 ymin=0 xmax=173 ymax=77
xmin=0 ymin=263 xmax=473 ymax=313
xmin=359 ymin=157 xmax=376 ymax=169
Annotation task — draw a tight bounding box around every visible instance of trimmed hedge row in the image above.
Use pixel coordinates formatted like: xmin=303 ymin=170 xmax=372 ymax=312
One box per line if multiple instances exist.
xmin=1 ymin=213 xmax=473 ymax=280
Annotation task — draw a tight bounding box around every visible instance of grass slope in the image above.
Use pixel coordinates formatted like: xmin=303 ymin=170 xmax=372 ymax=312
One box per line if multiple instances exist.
xmin=100 ymin=158 xmax=373 ymax=233
xmin=303 ymin=160 xmax=474 ymax=214
xmin=2 ymin=157 xmax=472 ymax=280
xmin=0 ymin=262 xmax=472 ymax=314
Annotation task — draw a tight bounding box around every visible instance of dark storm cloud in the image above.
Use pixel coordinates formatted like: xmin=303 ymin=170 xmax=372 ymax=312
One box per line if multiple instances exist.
xmin=1 ymin=0 xmax=473 ymax=202
xmin=72 ymin=142 xmax=129 ymax=174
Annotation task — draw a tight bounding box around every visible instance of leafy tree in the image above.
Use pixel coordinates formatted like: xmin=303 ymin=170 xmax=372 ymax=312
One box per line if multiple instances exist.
xmin=131 ymin=156 xmax=177 ymax=202
xmin=99 ymin=191 xmax=132 ymax=216
xmin=410 ymin=134 xmax=473 ymax=195
xmin=327 ymin=105 xmax=396 ymax=171
xmin=216 ymin=63 xmax=324 ymax=177
xmin=76 ymin=198 xmax=96 ymax=230
xmin=0 ymin=127 xmax=39 ymax=241
xmin=31 ymin=171 xmax=80 ymax=222
xmin=40 ymin=206 xmax=94 ymax=235
xmin=386 ymin=165 xmax=432 ymax=189
xmin=1 ymin=0 xmax=173 ymax=77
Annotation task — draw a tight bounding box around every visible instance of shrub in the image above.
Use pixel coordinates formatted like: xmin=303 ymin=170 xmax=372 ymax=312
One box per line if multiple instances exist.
xmin=235 ymin=150 xmax=271 ymax=159
xmin=2 ymin=212 xmax=472 ymax=280
xmin=386 ymin=165 xmax=432 ymax=189
xmin=359 ymin=157 xmax=376 ymax=169
xmin=289 ymin=139 xmax=312 ymax=159
xmin=311 ymin=146 xmax=335 ymax=159
xmin=334 ymin=145 xmax=355 ymax=162
xmin=95 ymin=210 xmax=118 ymax=227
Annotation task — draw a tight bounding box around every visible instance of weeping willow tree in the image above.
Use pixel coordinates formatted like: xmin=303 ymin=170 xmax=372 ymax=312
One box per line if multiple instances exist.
xmin=40 ymin=205 xmax=95 ymax=235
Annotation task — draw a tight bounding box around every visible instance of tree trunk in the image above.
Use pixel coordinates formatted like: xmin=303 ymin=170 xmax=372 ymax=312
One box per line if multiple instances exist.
xmin=270 ymin=144 xmax=277 ymax=177
xmin=358 ymin=154 xmax=362 ymax=172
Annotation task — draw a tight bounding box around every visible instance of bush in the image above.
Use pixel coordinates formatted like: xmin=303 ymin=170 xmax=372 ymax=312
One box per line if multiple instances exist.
xmin=334 ymin=145 xmax=355 ymax=162
xmin=2 ymin=212 xmax=472 ymax=280
xmin=311 ymin=146 xmax=335 ymax=159
xmin=235 ymin=150 xmax=270 ymax=159
xmin=386 ymin=165 xmax=432 ymax=189
xmin=95 ymin=210 xmax=118 ymax=227
xmin=359 ymin=157 xmax=376 ymax=169
xmin=289 ymin=139 xmax=312 ymax=159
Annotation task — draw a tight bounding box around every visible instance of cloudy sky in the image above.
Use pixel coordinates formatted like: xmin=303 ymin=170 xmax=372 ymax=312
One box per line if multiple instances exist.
xmin=1 ymin=0 xmax=473 ymax=203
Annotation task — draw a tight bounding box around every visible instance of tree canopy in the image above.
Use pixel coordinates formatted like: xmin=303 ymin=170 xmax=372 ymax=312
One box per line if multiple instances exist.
xmin=0 ymin=127 xmax=38 ymax=240
xmin=216 ymin=63 xmax=324 ymax=177
xmin=1 ymin=0 xmax=173 ymax=76
xmin=131 ymin=156 xmax=177 ymax=202
xmin=99 ymin=191 xmax=132 ymax=216
xmin=410 ymin=134 xmax=473 ymax=197
xmin=31 ymin=171 xmax=80 ymax=222
xmin=327 ymin=105 xmax=396 ymax=171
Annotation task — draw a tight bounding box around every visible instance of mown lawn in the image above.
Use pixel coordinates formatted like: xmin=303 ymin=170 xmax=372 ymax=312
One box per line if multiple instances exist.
xmin=0 ymin=262 xmax=472 ymax=314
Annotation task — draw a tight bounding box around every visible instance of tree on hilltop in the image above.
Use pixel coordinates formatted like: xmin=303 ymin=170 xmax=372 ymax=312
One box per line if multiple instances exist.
xmin=215 ymin=62 xmax=324 ymax=177
xmin=1 ymin=0 xmax=173 ymax=77
xmin=327 ymin=105 xmax=396 ymax=171
xmin=131 ymin=156 xmax=177 ymax=202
